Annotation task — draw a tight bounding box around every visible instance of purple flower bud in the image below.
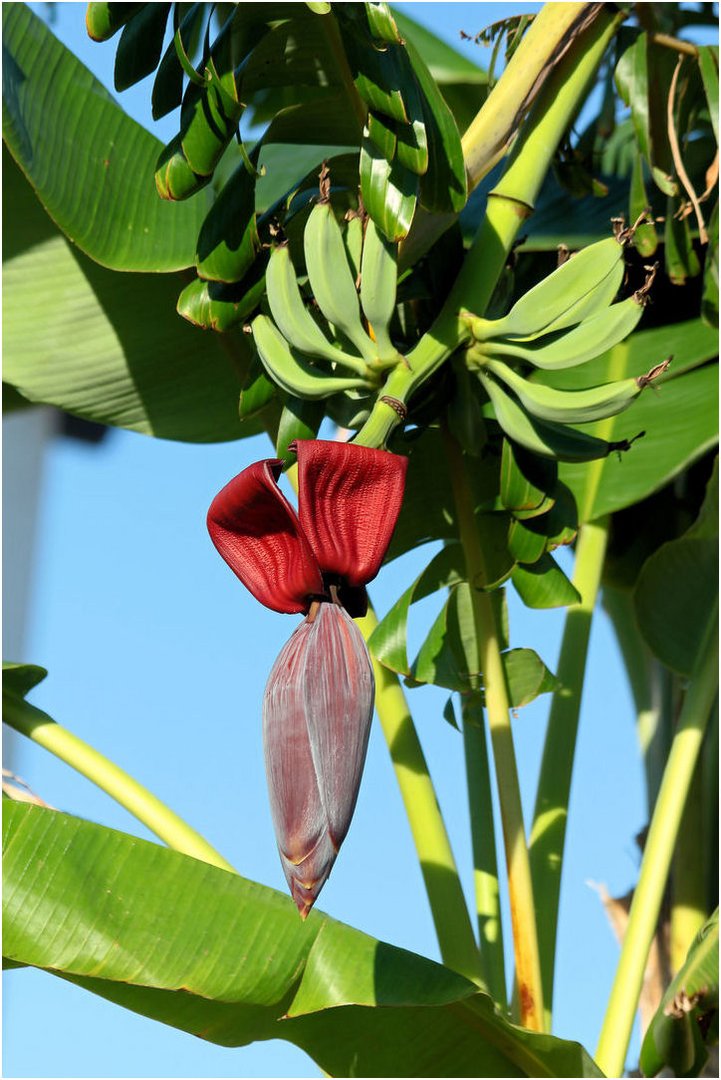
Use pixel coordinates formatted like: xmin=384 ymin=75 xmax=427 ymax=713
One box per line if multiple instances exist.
xmin=263 ymin=600 xmax=374 ymax=917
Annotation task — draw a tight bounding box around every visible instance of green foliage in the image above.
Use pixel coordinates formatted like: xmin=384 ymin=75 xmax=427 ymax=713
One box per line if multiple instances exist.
xmin=4 ymin=802 xmax=603 ymax=1078
xmin=3 ymin=151 xmax=254 ymax=441
xmin=2 ymin=3 xmax=207 ymax=271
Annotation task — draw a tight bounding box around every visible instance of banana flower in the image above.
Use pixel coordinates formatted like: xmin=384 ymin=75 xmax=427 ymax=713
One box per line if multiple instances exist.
xmin=207 ymin=439 xmax=407 ymax=916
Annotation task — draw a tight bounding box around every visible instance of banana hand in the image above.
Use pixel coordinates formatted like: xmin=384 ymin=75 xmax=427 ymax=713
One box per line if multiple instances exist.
xmin=252 ymin=315 xmax=374 ymax=400
xmin=304 ymin=201 xmax=378 ymax=365
xmin=265 ymin=245 xmax=367 ymax=374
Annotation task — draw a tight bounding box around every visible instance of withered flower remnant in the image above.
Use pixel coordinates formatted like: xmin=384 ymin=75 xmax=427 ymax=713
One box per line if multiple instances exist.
xmin=207 ymin=440 xmax=407 ymax=916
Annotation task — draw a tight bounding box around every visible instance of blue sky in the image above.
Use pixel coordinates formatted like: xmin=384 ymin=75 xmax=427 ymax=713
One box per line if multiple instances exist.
xmin=4 ymin=4 xmax=655 ymax=1077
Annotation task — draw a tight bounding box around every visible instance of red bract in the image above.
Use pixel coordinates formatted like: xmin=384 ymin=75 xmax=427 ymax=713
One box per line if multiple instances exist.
xmin=207 ymin=440 xmax=407 ymax=614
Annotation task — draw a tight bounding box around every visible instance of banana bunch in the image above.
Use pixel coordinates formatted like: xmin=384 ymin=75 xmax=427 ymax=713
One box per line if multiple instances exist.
xmin=252 ymin=196 xmax=402 ymax=403
xmin=464 ymin=235 xmax=662 ymax=461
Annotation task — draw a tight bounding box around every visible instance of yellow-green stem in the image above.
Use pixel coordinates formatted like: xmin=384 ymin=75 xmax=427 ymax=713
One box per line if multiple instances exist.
xmin=463 ymin=698 xmax=507 ymax=1007
xmin=461 ymin=2 xmax=594 ymax=189
xmin=529 ymin=518 xmax=609 ymax=1027
xmin=444 ymin=429 xmax=544 ymax=1031
xmin=3 ymin=696 xmax=236 ymax=873
xmin=670 ymin=759 xmax=707 ymax=974
xmin=596 ymin=612 xmax=719 ymax=1078
xmin=358 ymin=607 xmax=484 ymax=986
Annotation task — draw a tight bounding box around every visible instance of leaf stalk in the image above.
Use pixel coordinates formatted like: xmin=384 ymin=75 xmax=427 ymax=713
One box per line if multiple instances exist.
xmin=3 ymin=695 xmax=236 ymax=874
xmin=595 ymin=610 xmax=719 ymax=1077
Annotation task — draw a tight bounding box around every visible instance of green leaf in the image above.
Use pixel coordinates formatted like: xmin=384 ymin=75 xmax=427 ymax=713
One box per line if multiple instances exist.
xmin=239 ymin=349 xmax=277 ymax=420
xmin=2 ymin=661 xmax=48 ymax=700
xmin=410 ymin=583 xmax=480 ymax=692
xmin=698 ymin=46 xmax=719 ymax=144
xmin=548 ymin=320 xmax=719 ymax=521
xmin=702 ymin=200 xmax=719 ymax=328
xmin=85 ymin=2 xmax=145 ymax=42
xmin=196 ymin=160 xmax=260 ymax=283
xmin=629 ymin=152 xmax=658 ymax=257
xmin=176 ymin=270 xmax=266 ymax=333
xmin=665 ymin=196 xmax=701 ymax=285
xmin=511 ymin=555 xmax=581 ymax=609
xmin=3 ymin=803 xmax=603 ymax=1077
xmin=390 ymin=8 xmax=487 ymax=133
xmin=3 ymin=3 xmax=207 ymax=272
xmin=634 ymin=459 xmax=718 ymax=676
xmin=365 ymin=3 xmax=403 ymax=44
xmin=401 ymin=34 xmax=467 ymax=214
xmin=615 ymin=34 xmax=677 ymax=196
xmin=370 ymin=544 xmax=467 ymax=677
xmin=3 ymin=153 xmax=254 ymax=443
xmin=360 ymin=134 xmax=419 ymax=241
xmin=503 ymin=649 xmax=560 ymax=709
xmin=640 ymin=908 xmax=718 ymax=1078
xmin=442 ymin=695 xmax=460 ymax=731
xmin=390 ymin=9 xmax=486 ymax=87
xmin=114 ymin=3 xmax=171 ymax=92
xmin=500 ymin=440 xmax=558 ymax=519
xmin=152 ymin=5 xmax=204 ymax=121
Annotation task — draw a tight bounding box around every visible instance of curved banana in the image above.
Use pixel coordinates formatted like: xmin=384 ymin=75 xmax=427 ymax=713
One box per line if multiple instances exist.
xmin=478 ymin=296 xmax=644 ymax=371
xmin=478 ymin=368 xmax=633 ymax=462
xmin=344 ymin=213 xmax=364 ymax=285
xmin=360 ymin=217 xmax=399 ymax=360
xmin=470 ymin=236 xmax=625 ymax=341
xmin=304 ymin=202 xmax=378 ymax=365
xmin=531 ymin=256 xmax=624 ymax=338
xmin=252 ymin=315 xmax=372 ymax=400
xmin=482 ymin=358 xmax=642 ymax=425
xmin=265 ymin=245 xmax=367 ymax=374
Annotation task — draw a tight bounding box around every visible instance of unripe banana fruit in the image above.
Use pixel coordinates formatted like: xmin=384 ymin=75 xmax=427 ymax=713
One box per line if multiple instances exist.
xmin=470 ymin=236 xmax=626 ymax=342
xmin=304 ymin=201 xmax=379 ymax=364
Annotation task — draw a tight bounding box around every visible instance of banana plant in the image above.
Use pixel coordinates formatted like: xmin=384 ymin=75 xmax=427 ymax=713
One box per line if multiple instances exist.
xmin=3 ymin=2 xmax=718 ymax=1077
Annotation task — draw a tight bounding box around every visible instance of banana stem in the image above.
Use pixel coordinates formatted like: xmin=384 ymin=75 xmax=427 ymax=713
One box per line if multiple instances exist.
xmin=355 ymin=6 xmax=621 ymax=452
xmin=358 ymin=606 xmax=485 ymax=986
xmin=670 ymin=758 xmax=707 ymax=974
xmin=463 ymin=698 xmax=508 ymax=1007
xmin=444 ymin=428 xmax=544 ymax=1031
xmin=528 ymin=517 xmax=609 ymax=1028
xmin=460 ymin=3 xmax=595 ymax=189
xmin=3 ymin=696 xmax=236 ymax=874
xmin=595 ymin=612 xmax=719 ymax=1078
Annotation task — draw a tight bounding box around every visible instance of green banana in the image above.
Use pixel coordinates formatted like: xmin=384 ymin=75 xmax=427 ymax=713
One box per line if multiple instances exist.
xmin=481 ymin=357 xmax=643 ymax=425
xmin=360 ymin=217 xmax=399 ymax=360
xmin=304 ymin=201 xmax=378 ymax=364
xmin=476 ymin=296 xmax=644 ymax=371
xmin=265 ymin=245 xmax=367 ymax=374
xmin=252 ymin=315 xmax=372 ymax=400
xmin=478 ymin=368 xmax=634 ymax=462
xmin=344 ymin=213 xmax=364 ymax=285
xmin=470 ymin=236 xmax=625 ymax=341
xmin=529 ymin=255 xmax=625 ymax=338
